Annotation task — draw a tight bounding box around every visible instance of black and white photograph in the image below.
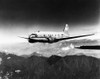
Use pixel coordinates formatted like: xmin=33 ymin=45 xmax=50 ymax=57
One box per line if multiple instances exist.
xmin=0 ymin=0 xmax=100 ymax=79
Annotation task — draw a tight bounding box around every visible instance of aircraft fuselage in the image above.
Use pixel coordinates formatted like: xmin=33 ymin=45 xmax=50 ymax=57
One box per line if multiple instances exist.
xmin=29 ymin=32 xmax=69 ymax=43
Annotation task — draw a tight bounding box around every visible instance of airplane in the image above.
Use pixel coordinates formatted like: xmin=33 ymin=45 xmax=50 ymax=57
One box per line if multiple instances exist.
xmin=19 ymin=24 xmax=95 ymax=43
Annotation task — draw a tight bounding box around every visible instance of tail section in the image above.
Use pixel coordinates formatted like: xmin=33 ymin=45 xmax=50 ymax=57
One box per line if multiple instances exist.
xmin=63 ymin=24 xmax=69 ymax=36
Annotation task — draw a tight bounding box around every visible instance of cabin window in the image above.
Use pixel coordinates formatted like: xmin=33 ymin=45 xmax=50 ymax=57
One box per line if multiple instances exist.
xmin=62 ymin=34 xmax=64 ymax=37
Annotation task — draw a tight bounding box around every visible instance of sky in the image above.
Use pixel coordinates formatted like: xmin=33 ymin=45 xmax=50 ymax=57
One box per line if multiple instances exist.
xmin=0 ymin=0 xmax=99 ymax=26
xmin=0 ymin=0 xmax=99 ymax=44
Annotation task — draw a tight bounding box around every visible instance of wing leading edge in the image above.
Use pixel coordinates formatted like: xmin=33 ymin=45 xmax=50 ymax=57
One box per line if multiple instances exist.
xmin=55 ymin=33 xmax=95 ymax=42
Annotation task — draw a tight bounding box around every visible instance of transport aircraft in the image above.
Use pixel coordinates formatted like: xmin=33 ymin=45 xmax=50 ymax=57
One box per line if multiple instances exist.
xmin=19 ymin=24 xmax=94 ymax=43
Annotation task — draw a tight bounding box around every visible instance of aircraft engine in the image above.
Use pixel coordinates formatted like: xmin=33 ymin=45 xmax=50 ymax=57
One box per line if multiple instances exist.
xmin=29 ymin=34 xmax=37 ymax=39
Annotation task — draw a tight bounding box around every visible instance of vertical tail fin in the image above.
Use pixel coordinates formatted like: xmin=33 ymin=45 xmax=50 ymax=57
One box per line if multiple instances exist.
xmin=63 ymin=24 xmax=69 ymax=36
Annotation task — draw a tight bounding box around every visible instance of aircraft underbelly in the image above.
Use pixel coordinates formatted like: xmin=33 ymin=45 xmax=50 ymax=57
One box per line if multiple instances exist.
xmin=31 ymin=38 xmax=47 ymax=40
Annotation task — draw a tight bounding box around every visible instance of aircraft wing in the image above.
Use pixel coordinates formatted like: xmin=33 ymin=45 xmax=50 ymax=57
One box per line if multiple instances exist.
xmin=56 ymin=33 xmax=95 ymax=42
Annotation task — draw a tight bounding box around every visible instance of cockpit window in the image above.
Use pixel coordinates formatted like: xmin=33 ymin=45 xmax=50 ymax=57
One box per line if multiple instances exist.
xmin=31 ymin=34 xmax=36 ymax=35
